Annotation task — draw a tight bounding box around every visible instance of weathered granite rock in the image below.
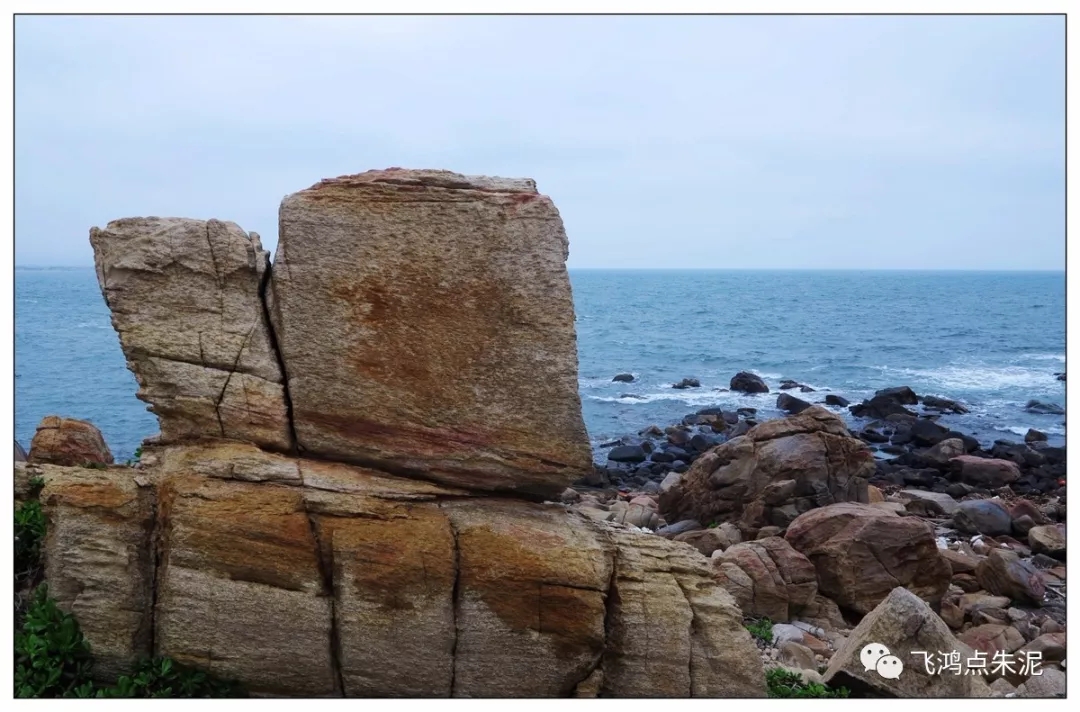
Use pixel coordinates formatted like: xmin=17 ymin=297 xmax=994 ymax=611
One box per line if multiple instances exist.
xmin=28 ymin=416 xmax=114 ymax=466
xmin=949 ymin=456 xmax=1021 ymax=489
xmin=976 ymin=549 xmax=1046 ymax=606
xmin=1018 ymin=667 xmax=1066 ymax=697
xmin=897 ymin=489 xmax=959 ymax=516
xmin=824 ymin=587 xmax=991 ymax=697
xmin=40 ymin=467 xmax=153 ymax=680
xmin=90 ymin=218 xmax=291 ymax=451
xmin=270 ymin=170 xmax=590 ymax=498
xmin=673 ymin=527 xmax=734 ymax=556
xmin=598 ymin=527 xmax=766 ymax=697
xmin=40 ymin=441 xmax=766 ymax=697
xmin=658 ymin=406 xmax=873 ymax=534
xmin=1027 ymin=524 xmax=1066 ymax=560
xmin=958 ymin=624 xmax=1025 ymax=657
xmin=785 ymin=502 xmax=951 ymax=615
xmin=922 ymin=438 xmax=965 ymax=466
xmin=953 ymin=499 xmax=1012 ymax=536
xmin=710 ymin=537 xmax=817 ymax=622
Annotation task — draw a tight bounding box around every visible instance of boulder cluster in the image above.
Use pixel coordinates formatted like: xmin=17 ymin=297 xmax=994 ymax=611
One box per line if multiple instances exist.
xmin=576 ymin=387 xmax=1066 ymax=697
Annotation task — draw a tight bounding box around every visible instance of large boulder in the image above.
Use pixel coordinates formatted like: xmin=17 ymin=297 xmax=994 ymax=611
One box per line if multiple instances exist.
xmin=785 ymin=502 xmax=951 ymax=615
xmin=270 ymin=170 xmax=591 ymax=498
xmin=90 ymin=218 xmax=292 ymax=451
xmin=729 ymin=371 xmax=769 ymax=394
xmin=824 ymin=587 xmax=991 ymax=697
xmin=28 ymin=415 xmax=114 ymax=466
xmin=38 ymin=441 xmax=766 ymax=697
xmin=949 ymin=456 xmax=1021 ymax=489
xmin=658 ymin=406 xmax=873 ymax=534
xmin=710 ymin=537 xmax=817 ymax=622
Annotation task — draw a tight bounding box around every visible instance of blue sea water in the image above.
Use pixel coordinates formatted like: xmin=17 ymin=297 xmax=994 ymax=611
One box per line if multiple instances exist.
xmin=14 ymin=267 xmax=1066 ymax=462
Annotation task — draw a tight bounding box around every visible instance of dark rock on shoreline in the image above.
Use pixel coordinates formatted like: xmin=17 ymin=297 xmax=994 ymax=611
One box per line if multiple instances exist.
xmin=824 ymin=394 xmax=850 ymax=407
xmin=612 ymin=373 xmax=635 ymax=382
xmin=672 ymin=377 xmax=700 ymax=389
xmin=730 ymin=371 xmax=769 ymax=394
xmin=776 ymin=392 xmax=812 ymax=414
xmin=876 ymin=386 xmax=919 ymax=404
xmin=1025 ymin=400 xmax=1065 ymax=415
xmin=607 ymin=444 xmax=648 ymax=463
xmin=922 ymin=395 xmax=970 ymax=414
xmin=849 ymin=392 xmax=918 ymax=420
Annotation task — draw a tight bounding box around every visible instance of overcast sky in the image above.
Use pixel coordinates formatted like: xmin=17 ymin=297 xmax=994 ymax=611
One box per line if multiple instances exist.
xmin=15 ymin=15 xmax=1064 ymax=269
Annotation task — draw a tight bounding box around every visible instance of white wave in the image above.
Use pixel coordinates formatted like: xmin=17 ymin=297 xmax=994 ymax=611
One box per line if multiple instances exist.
xmin=878 ymin=364 xmax=1061 ymax=392
xmin=1000 ymin=424 xmax=1066 ymax=437
xmin=1022 ymin=353 xmax=1066 ymax=362
xmin=587 ymin=389 xmax=780 ymax=408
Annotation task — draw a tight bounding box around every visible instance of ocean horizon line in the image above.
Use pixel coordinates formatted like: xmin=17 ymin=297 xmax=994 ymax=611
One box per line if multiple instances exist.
xmin=12 ymin=264 xmax=1068 ymax=274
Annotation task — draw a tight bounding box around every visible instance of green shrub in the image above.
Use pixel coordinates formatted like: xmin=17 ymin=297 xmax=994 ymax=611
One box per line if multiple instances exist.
xmin=745 ymin=616 xmax=774 ymax=643
xmin=125 ymin=445 xmax=144 ymax=467
xmin=766 ymin=667 xmax=849 ymax=698
xmin=15 ymin=499 xmax=46 ymax=582
xmin=97 ymin=657 xmax=244 ymax=698
xmin=13 ymin=489 xmax=243 ymax=699
xmin=81 ymin=462 xmax=107 ymax=470
xmin=14 ymin=585 xmax=95 ymax=698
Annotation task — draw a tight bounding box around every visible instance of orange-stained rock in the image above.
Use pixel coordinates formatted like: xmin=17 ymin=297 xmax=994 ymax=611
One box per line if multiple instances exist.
xmin=317 ymin=501 xmax=456 ymax=697
xmin=154 ymin=473 xmax=338 ymax=696
xmin=28 ymin=415 xmax=113 ymax=466
xmin=40 ymin=466 xmax=153 ymax=680
xmin=658 ymin=406 xmax=873 ymax=534
xmin=598 ymin=527 xmax=766 ymax=697
xmin=443 ymin=499 xmax=612 ymax=696
xmin=711 ymin=536 xmax=817 ymax=622
xmin=270 ymin=170 xmax=591 ymax=498
xmin=40 ymin=442 xmax=767 ymax=698
xmin=785 ymin=502 xmax=951 ymax=615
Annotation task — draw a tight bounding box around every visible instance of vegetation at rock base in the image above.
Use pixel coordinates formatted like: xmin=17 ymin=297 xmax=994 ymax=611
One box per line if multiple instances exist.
xmin=13 ymin=492 xmax=242 ymax=698
xmin=15 ymin=585 xmax=95 ymax=697
xmin=15 ymin=498 xmax=45 ymax=587
xmin=765 ymin=667 xmax=849 ymax=698
xmin=125 ymin=444 xmax=143 ymax=466
xmin=744 ymin=616 xmax=774 ymax=643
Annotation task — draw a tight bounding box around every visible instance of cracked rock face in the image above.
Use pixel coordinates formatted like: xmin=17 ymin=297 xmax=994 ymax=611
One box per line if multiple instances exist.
xmin=35 ymin=442 xmax=766 ymax=697
xmin=60 ymin=170 xmax=768 ymax=697
xmin=658 ymin=406 xmax=874 ymax=535
xmin=825 ymin=587 xmax=991 ymax=697
xmin=785 ymin=502 xmax=952 ymax=616
xmin=271 ymin=170 xmax=591 ymax=498
xmin=90 ymin=217 xmax=292 ymax=451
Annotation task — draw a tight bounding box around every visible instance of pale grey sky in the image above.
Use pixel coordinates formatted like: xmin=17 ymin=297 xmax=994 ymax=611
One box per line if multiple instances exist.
xmin=14 ymin=14 xmax=1065 ymax=269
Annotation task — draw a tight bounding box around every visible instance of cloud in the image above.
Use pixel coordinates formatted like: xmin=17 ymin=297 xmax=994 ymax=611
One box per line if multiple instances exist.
xmin=15 ymin=14 xmax=1064 ymax=269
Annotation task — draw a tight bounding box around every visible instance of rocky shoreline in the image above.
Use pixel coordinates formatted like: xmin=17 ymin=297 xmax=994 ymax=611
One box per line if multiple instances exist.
xmin=13 ymin=169 xmax=1067 ymax=698
xmin=566 ymin=375 xmax=1066 ymax=697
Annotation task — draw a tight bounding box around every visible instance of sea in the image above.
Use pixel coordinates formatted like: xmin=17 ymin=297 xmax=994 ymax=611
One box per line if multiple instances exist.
xmin=14 ymin=268 xmax=1067 ymax=463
